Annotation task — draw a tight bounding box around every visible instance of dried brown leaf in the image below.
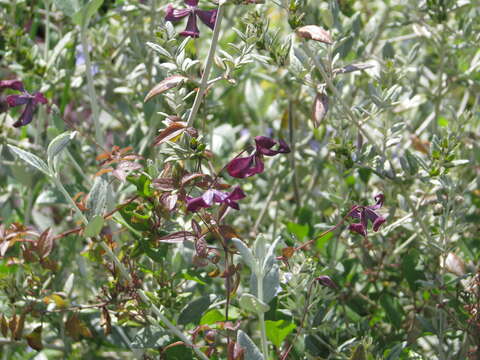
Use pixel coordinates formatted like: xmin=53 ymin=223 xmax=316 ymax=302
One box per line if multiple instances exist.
xmin=36 ymin=228 xmax=54 ymax=259
xmin=144 ymin=75 xmax=188 ymax=102
xmin=153 ymin=122 xmax=187 ymax=146
xmin=312 ymin=92 xmax=329 ymax=127
xmin=157 ymin=231 xmax=195 ymax=244
xmin=296 ymin=25 xmax=333 ymax=44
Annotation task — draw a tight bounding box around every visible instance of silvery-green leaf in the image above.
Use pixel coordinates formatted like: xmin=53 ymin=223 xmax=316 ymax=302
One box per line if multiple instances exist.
xmin=7 ymin=145 xmax=50 ymax=176
xmin=54 ymin=0 xmax=81 ymax=17
xmin=84 ymin=215 xmax=104 ymax=237
xmin=86 ymin=176 xmax=108 ymax=219
xmin=232 ymin=238 xmax=255 ymax=270
xmin=237 ymin=330 xmax=264 ymax=360
xmin=254 ymin=234 xmax=267 ymax=264
xmin=178 ymin=295 xmax=214 ymax=325
xmin=239 ymin=293 xmax=270 ymax=314
xmin=146 ymin=42 xmax=171 ymax=58
xmin=72 ymin=0 xmax=104 ymax=26
xmin=47 ymin=131 xmax=77 ymax=169
xmin=262 ymin=236 xmax=281 ymax=273
xmin=47 ymin=31 xmax=74 ymax=70
xmin=131 ymin=326 xmax=169 ymax=349
xmin=250 ymin=264 xmax=279 ymax=304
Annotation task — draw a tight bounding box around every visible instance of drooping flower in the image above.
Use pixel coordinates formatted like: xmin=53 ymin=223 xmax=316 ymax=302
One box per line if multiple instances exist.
xmin=186 ymin=186 xmax=246 ymax=212
xmin=7 ymin=91 xmax=48 ymax=128
xmin=347 ymin=194 xmax=386 ymax=236
xmin=165 ymin=0 xmax=217 ymax=38
xmin=1 ymin=79 xmax=48 ymax=127
xmin=226 ymin=136 xmax=290 ymax=178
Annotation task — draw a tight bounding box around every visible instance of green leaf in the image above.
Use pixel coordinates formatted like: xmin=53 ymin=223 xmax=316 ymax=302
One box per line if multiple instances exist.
xmin=250 ymin=264 xmax=279 ymax=304
xmin=199 ymin=309 xmax=224 ymax=325
xmin=86 ymin=176 xmax=109 ymax=219
xmin=178 ymin=295 xmax=213 ymax=325
xmin=131 ymin=326 xmax=168 ymax=349
xmin=72 ymin=0 xmax=104 ymax=26
xmin=47 ymin=131 xmax=77 ymax=170
xmin=7 ymin=145 xmax=50 ymax=176
xmin=379 ymin=294 xmax=403 ymax=329
xmin=84 ymin=215 xmax=104 ymax=237
xmin=239 ymin=293 xmax=270 ymax=314
xmin=286 ymin=222 xmax=309 ymax=241
xmin=232 ymin=238 xmax=255 ymax=270
xmin=265 ymin=320 xmax=296 ymax=347
xmin=237 ymin=330 xmax=264 ymax=360
xmin=54 ymin=0 xmax=81 ymax=17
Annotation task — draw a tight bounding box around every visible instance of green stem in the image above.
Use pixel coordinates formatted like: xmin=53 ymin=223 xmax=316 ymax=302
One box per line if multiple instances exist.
xmin=257 ymin=266 xmax=269 ymax=359
xmin=44 ymin=0 xmax=51 ymax=60
xmin=186 ymin=1 xmax=225 ymax=128
xmin=80 ymin=24 xmax=102 ymax=149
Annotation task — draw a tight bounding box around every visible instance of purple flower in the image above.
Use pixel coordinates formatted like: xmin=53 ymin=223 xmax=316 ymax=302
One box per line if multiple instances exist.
xmin=348 ymin=194 xmax=386 ymax=236
xmin=316 ymin=275 xmax=337 ymax=289
xmin=186 ymin=186 xmax=246 ymax=212
xmin=226 ymin=136 xmax=290 ymax=178
xmin=1 ymin=79 xmax=48 ymax=127
xmin=0 ymin=80 xmax=24 ymax=92
xmin=165 ymin=0 xmax=217 ymax=38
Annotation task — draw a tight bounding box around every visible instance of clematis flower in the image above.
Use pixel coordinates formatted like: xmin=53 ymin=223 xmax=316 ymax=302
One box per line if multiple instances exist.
xmin=226 ymin=136 xmax=290 ymax=178
xmin=7 ymin=91 xmax=48 ymax=128
xmin=347 ymin=194 xmax=386 ymax=236
xmin=165 ymin=0 xmax=217 ymax=38
xmin=186 ymin=186 xmax=246 ymax=212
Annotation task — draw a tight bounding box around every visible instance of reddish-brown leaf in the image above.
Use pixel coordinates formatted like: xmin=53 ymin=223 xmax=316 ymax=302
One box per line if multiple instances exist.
xmin=153 ymin=122 xmax=187 ymax=146
xmin=153 ymin=178 xmax=176 ymax=191
xmin=181 ymin=173 xmax=209 ymax=187
xmin=144 ymin=75 xmax=188 ymax=102
xmin=35 ymin=228 xmax=54 ymax=259
xmin=296 ymin=25 xmax=333 ymax=44
xmin=157 ymin=231 xmax=195 ymax=244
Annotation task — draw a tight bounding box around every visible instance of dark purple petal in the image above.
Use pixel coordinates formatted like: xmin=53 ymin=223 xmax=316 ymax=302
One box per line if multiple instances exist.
xmin=6 ymin=94 xmax=30 ymax=107
xmin=372 ymin=216 xmax=386 ymax=232
xmin=277 ymin=140 xmax=291 ymax=153
xmin=316 ymin=275 xmax=337 ymax=289
xmin=349 ymin=223 xmax=366 ymax=236
xmin=254 ymin=136 xmax=290 ymax=156
xmin=186 ymin=196 xmax=210 ymax=212
xmin=33 ymin=92 xmax=48 ymax=105
xmin=371 ymin=193 xmax=384 ymax=209
xmin=180 ymin=13 xmax=200 ymax=37
xmin=227 ymin=186 xmax=246 ymax=201
xmin=255 ymin=136 xmax=278 ymax=155
xmin=13 ymin=102 xmax=35 ymax=128
xmin=196 ymin=8 xmax=217 ymax=29
xmin=184 ymin=0 xmax=198 ymax=6
xmin=208 ymin=189 xmax=227 ymax=204
xmin=165 ymin=4 xmax=191 ymax=21
xmin=226 ymin=154 xmax=264 ymax=178
xmin=0 ymin=80 xmax=24 ymax=92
